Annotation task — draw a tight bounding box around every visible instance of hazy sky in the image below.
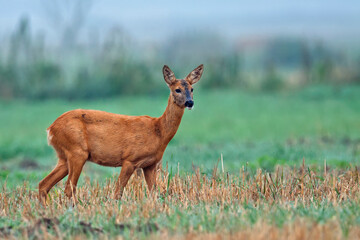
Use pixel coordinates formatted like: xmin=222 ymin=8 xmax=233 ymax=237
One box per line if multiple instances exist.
xmin=1 ymin=0 xmax=359 ymax=44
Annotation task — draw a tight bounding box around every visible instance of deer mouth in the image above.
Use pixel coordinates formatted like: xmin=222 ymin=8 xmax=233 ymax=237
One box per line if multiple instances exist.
xmin=186 ymin=106 xmax=193 ymax=110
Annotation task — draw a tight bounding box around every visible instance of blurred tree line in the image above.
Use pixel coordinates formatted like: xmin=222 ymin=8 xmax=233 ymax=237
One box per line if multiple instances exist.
xmin=0 ymin=15 xmax=360 ymax=100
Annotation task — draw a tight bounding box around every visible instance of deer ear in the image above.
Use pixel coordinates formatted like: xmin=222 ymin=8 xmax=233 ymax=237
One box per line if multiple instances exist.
xmin=163 ymin=65 xmax=176 ymax=85
xmin=186 ymin=64 xmax=204 ymax=85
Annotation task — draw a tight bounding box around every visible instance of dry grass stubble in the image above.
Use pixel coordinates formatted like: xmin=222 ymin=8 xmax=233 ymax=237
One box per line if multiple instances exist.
xmin=1 ymin=164 xmax=360 ymax=239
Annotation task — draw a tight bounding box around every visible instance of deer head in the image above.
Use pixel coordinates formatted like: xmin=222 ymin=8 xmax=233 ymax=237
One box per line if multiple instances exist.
xmin=162 ymin=64 xmax=204 ymax=110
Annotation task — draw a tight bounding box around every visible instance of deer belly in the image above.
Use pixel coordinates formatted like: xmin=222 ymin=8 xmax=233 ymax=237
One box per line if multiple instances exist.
xmin=87 ymin=138 xmax=128 ymax=167
xmin=89 ymin=150 xmax=124 ymax=167
xmin=88 ymin=141 xmax=161 ymax=168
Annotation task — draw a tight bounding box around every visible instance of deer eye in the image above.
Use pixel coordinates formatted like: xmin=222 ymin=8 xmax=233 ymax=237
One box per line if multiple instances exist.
xmin=175 ymin=89 xmax=181 ymax=93
xmin=191 ymin=88 xmax=193 ymax=92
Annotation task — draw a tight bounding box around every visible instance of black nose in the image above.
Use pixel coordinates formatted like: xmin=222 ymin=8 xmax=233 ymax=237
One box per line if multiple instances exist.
xmin=185 ymin=100 xmax=194 ymax=108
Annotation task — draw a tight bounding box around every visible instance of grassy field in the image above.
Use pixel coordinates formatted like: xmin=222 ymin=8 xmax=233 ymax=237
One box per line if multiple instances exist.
xmin=1 ymin=85 xmax=360 ymax=238
xmin=1 ymin=167 xmax=360 ymax=239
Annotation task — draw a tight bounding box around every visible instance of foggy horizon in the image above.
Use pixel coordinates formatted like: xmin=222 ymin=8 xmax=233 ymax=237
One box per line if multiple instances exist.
xmin=1 ymin=0 xmax=360 ymax=46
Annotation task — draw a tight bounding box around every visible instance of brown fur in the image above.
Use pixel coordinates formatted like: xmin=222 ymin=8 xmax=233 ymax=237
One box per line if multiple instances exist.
xmin=38 ymin=64 xmax=204 ymax=203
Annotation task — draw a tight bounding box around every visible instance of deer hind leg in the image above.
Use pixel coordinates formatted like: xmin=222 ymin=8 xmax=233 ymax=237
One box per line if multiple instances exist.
xmin=38 ymin=158 xmax=68 ymax=204
xmin=64 ymin=150 xmax=88 ymax=199
xmin=143 ymin=163 xmax=158 ymax=193
xmin=114 ymin=161 xmax=135 ymax=200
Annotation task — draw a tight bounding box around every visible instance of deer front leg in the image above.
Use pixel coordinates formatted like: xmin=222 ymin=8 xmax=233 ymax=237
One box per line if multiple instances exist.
xmin=114 ymin=161 xmax=135 ymax=200
xmin=143 ymin=163 xmax=158 ymax=194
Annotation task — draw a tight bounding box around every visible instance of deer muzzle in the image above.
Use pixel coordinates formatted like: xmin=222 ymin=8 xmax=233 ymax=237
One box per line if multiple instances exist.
xmin=185 ymin=100 xmax=194 ymax=109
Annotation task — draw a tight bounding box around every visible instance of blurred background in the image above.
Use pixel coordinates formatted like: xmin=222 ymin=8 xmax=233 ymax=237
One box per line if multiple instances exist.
xmin=1 ymin=0 xmax=360 ymax=99
xmin=0 ymin=0 xmax=360 ymax=185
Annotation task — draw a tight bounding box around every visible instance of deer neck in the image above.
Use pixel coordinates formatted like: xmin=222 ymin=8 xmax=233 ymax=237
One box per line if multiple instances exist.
xmin=158 ymin=94 xmax=185 ymax=144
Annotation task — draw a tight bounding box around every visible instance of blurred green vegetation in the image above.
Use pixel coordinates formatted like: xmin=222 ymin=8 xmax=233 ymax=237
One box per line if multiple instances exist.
xmin=1 ymin=85 xmax=359 ymax=187
xmin=0 ymin=17 xmax=360 ymax=100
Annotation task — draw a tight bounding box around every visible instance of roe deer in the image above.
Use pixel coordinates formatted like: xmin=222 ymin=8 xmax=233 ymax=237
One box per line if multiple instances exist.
xmin=39 ymin=64 xmax=204 ymax=203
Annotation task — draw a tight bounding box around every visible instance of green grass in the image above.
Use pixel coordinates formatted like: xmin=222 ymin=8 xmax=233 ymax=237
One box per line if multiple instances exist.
xmin=0 ymin=85 xmax=360 ymax=187
xmin=2 ymin=200 xmax=360 ymax=238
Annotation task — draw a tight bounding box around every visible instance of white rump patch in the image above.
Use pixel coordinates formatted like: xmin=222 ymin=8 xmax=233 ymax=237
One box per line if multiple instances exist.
xmin=47 ymin=129 xmax=53 ymax=146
